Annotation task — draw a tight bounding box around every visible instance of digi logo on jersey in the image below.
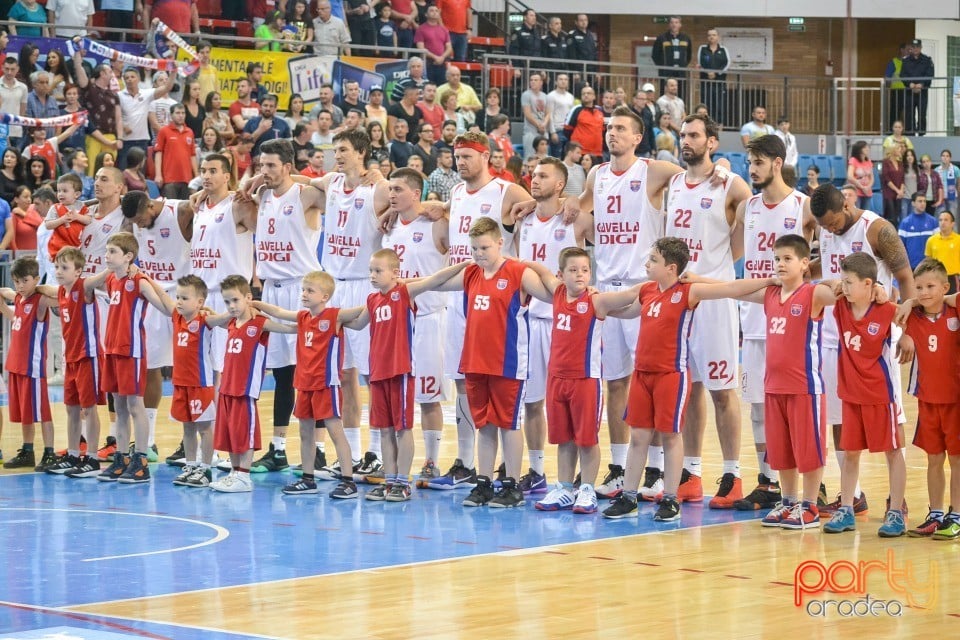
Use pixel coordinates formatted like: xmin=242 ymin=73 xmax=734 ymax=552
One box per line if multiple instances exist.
xmin=744 ymin=258 xmax=775 ymax=277
xmin=326 ymin=234 xmax=361 ymax=258
xmin=596 ymin=221 xmax=639 ymax=245
xmin=140 ymin=260 xmax=177 ymax=280
xmin=258 ymin=240 xmax=297 ymax=262
xmin=192 ymin=247 xmax=222 ymax=269
xmin=679 ymin=237 xmax=703 ymax=263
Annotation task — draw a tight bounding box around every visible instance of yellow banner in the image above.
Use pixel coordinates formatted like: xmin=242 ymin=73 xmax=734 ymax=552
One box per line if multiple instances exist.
xmin=180 ymin=47 xmax=295 ymax=103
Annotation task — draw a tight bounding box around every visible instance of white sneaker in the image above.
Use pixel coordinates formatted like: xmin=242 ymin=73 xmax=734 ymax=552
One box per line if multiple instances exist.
xmin=535 ymin=483 xmax=575 ymax=511
xmin=639 ymin=477 xmax=665 ymax=502
xmin=595 ymin=464 xmax=625 ymax=499
xmin=211 ymin=472 xmax=252 ymax=493
xmin=215 ymin=455 xmax=232 ymax=472
xmin=573 ymin=483 xmax=599 ymax=514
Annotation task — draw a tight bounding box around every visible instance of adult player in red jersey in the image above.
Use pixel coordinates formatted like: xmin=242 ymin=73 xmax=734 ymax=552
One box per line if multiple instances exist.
xmin=122 ymin=191 xmax=194 ymax=463
xmin=664 ymin=114 xmax=753 ymax=508
xmin=514 ymin=157 xmax=590 ymax=495
xmin=807 ymin=183 xmax=914 ymax=515
xmin=732 ymin=134 xmax=818 ymax=512
xmin=381 ymin=168 xmax=450 ymax=488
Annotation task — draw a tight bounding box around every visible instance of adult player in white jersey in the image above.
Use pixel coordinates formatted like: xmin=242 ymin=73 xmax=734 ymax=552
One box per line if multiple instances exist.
xmin=419 ymin=131 xmax=530 ymax=490
xmin=514 ymin=157 xmax=590 ymax=496
xmin=807 ymin=182 xmax=915 ymax=513
xmin=382 ymin=168 xmax=450 ymax=488
xmin=122 ymin=191 xmax=193 ymax=462
xmin=249 ymin=138 xmax=326 ymax=473
xmin=665 ymin=114 xmax=753 ymax=508
xmin=734 ymin=133 xmax=818 ymax=512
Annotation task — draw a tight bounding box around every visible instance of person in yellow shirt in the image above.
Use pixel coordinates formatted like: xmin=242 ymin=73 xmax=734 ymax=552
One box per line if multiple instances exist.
xmin=195 ymin=41 xmax=219 ymax=105
xmin=925 ymin=210 xmax=960 ymax=293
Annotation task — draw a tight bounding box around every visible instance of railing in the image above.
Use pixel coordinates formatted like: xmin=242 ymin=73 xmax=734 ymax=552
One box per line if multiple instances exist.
xmin=832 ymin=77 xmax=955 ymax=138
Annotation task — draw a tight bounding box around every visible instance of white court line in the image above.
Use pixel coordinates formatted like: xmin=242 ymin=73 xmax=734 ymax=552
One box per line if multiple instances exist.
xmin=0 ymin=508 xmax=229 ymax=561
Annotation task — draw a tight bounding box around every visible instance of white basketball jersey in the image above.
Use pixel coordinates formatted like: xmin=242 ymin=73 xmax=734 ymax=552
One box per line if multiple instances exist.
xmin=819 ymin=210 xmax=894 ymax=346
xmin=448 ymin=178 xmax=514 ymax=265
xmin=192 ymin=193 xmax=254 ymax=290
xmin=134 ymin=200 xmax=190 ymax=292
xmin=593 ymin=158 xmax=665 ymax=284
xmin=80 ymin=206 xmax=124 ymax=276
xmin=666 ymin=172 xmax=736 ymax=279
xmin=323 ymin=173 xmax=383 ymax=279
xmin=256 ymin=184 xmax=322 ymax=281
xmin=741 ymin=190 xmax=809 ymax=340
xmin=384 ymin=216 xmax=446 ymax=315
xmin=517 ymin=213 xmax=577 ymax=318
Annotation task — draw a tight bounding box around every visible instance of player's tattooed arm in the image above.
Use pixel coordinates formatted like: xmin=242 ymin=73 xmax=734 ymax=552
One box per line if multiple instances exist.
xmin=874 ymin=221 xmax=914 ymax=301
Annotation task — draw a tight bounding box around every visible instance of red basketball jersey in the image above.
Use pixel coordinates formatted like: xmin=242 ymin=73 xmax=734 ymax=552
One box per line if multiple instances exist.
xmin=47 ymin=203 xmax=88 ymax=259
xmin=5 ymin=292 xmax=48 ymax=378
xmin=833 ymin=300 xmax=896 ymax=404
xmin=905 ymin=306 xmax=960 ymax=404
xmin=367 ymin=284 xmax=414 ymax=382
xmin=549 ymin=285 xmax=603 ymax=379
xmin=635 ymin=281 xmax=695 ymax=373
xmin=220 ymin=315 xmax=269 ymax=398
xmin=460 ymin=260 xmax=529 ymax=379
xmin=763 ymin=283 xmax=824 ymax=395
xmin=58 ymin=278 xmax=100 ymax=363
xmin=172 ymin=310 xmax=215 ymax=388
xmin=104 ymin=273 xmax=148 ymax=358
xmin=295 ymin=307 xmax=344 ymax=390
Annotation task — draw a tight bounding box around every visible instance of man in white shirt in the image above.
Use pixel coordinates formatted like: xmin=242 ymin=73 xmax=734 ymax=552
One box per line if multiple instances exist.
xmin=310 ymin=109 xmax=336 ymax=172
xmin=119 ymin=67 xmax=174 ymax=168
xmin=656 ymin=78 xmax=686 ymax=126
xmin=739 ymin=105 xmax=776 ymax=148
xmin=0 ymin=56 xmax=28 ymax=147
xmin=547 ymin=72 xmax=574 ymax=157
xmin=46 ymin=0 xmax=96 ymax=37
xmin=774 ymin=116 xmax=798 ymax=168
xmin=313 ymin=0 xmax=352 ymax=56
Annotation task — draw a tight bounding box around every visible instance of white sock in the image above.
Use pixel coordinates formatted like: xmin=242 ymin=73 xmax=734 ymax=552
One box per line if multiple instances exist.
xmin=528 ymin=450 xmax=544 ymax=474
xmin=317 ymin=441 xmax=325 ymax=453
xmin=759 ymin=456 xmax=779 ymax=482
xmin=683 ymin=456 xmax=702 ymax=477
xmin=423 ymin=430 xmax=441 ymax=462
xmin=648 ymin=446 xmax=664 ymax=471
xmin=368 ymin=429 xmax=382 ymax=457
xmin=610 ymin=443 xmax=629 ymax=468
xmin=109 ymin=421 xmax=117 ymax=438
xmin=722 ymin=460 xmax=740 ymax=477
xmin=145 ymin=408 xmax=157 ymax=446
xmin=455 ymin=393 xmax=475 ymax=467
xmin=345 ymin=427 xmax=362 ymax=461
xmin=272 ymin=436 xmax=286 ymax=451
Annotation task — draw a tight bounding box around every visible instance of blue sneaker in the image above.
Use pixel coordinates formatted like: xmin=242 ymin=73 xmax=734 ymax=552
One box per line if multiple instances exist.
xmin=519 ymin=468 xmax=548 ymax=495
xmin=823 ymin=507 xmax=856 ymax=533
xmin=878 ymin=509 xmax=906 ymax=538
xmin=427 ymin=458 xmax=477 ymax=490
xmin=535 ymin=483 xmax=575 ymax=511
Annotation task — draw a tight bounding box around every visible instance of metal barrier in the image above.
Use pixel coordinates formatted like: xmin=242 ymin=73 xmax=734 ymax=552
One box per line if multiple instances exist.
xmin=832 ymin=76 xmax=955 ymax=137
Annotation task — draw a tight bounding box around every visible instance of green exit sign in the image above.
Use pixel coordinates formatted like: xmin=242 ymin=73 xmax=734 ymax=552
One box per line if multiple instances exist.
xmin=654 ymin=16 xmax=669 ymax=24
xmin=788 ymin=25 xmax=806 ymax=32
xmin=789 ymin=17 xmax=805 ymax=25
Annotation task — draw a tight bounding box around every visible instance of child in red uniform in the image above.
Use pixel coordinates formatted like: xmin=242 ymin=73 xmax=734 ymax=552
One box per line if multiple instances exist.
xmin=897 ymin=259 xmax=960 ymax=540
xmin=93 ymin=233 xmax=169 ymax=484
xmin=423 ymin=217 xmax=552 ymax=508
xmin=254 ymin=271 xmax=364 ymax=498
xmin=342 ymin=249 xmax=468 ymax=502
xmin=0 ymin=257 xmax=56 ymax=471
xmin=34 ymin=247 xmax=106 ymax=477
xmin=44 ymin=174 xmax=92 ymax=261
xmin=596 ymin=238 xmax=777 ymax=521
xmin=206 ymin=275 xmax=297 ymax=493
xmin=142 ymin=274 xmax=219 ymax=488
xmin=822 ymin=252 xmax=906 ymax=537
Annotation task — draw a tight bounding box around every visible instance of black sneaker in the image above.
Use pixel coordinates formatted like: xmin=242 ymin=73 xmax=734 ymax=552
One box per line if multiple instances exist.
xmin=46 ymin=454 xmax=81 ymax=475
xmin=65 ymin=456 xmax=101 ymax=478
xmin=34 ymin=450 xmax=59 ymax=472
xmin=283 ymin=478 xmax=319 ymax=495
xmin=462 ymin=476 xmax=495 ymax=507
xmin=118 ymin=453 xmax=151 ymax=483
xmin=596 ymin=464 xmax=626 ymax=499
xmin=427 ymin=458 xmax=477 ymax=490
xmin=165 ymin=441 xmax=186 ymax=467
xmin=3 ymin=448 xmax=36 ymax=469
xmin=315 ymin=448 xmax=327 ymax=472
xmin=353 ymin=451 xmax=384 ymax=484
xmin=733 ymin=473 xmax=782 ymax=511
xmin=602 ymin=493 xmax=639 ymax=519
xmin=818 ymin=483 xmax=829 ymax=508
xmin=250 ymin=443 xmax=289 ymax=473
xmin=654 ymin=497 xmax=682 ymax=522
xmin=489 ymin=478 xmax=525 ymax=508
xmin=97 ymin=454 xmax=130 ymax=482
xmin=330 ymin=480 xmax=359 ymax=499
xmin=173 ymin=465 xmax=198 ymax=486
xmin=495 ymin=462 xmax=506 ymax=484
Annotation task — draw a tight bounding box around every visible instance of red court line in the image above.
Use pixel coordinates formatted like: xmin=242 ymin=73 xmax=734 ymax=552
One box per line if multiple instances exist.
xmin=272 ymin=523 xmax=295 ymax=527
xmin=769 ymin=581 xmax=793 ymax=587
xmin=635 ymin=562 xmax=661 ymax=567
xmin=361 ymin=530 xmax=384 ymax=535
xmin=453 ymin=540 xmax=477 ymax=545
xmin=0 ymin=600 xmax=172 ymax=639
xmin=407 ymin=535 xmax=431 ymax=540
xmin=678 ymin=568 xmax=705 ymax=573
xmin=724 ymin=575 xmax=751 ymax=580
xmin=497 ymin=545 xmax=521 ymax=550
xmin=589 ymin=556 xmax=615 ymax=561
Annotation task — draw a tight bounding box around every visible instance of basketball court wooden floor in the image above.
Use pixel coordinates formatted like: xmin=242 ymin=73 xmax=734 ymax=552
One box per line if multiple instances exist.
xmin=0 ymin=378 xmax=957 ymax=639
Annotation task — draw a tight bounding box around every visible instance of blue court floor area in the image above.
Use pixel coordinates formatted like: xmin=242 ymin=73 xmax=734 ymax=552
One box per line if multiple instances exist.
xmin=0 ymin=465 xmax=764 ymax=638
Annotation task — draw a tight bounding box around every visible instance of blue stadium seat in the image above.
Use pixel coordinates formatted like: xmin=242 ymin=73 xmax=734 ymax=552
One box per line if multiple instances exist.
xmin=830 ymin=155 xmax=848 ymax=185
xmin=870 ymin=191 xmax=883 ymax=213
xmin=146 ymin=180 xmax=160 ymax=198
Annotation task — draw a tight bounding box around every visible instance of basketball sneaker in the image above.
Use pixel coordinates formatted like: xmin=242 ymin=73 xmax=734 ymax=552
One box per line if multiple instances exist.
xmin=330 ymin=480 xmax=359 ymax=499
xmin=65 ymin=456 xmax=100 ymax=478
xmin=2 ymin=448 xmax=35 ymax=469
xmin=535 ymin=483 xmax=575 ymax=511
xmin=173 ymin=465 xmax=198 ymax=486
xmin=428 ymin=458 xmax=477 ymax=490
xmin=818 ymin=483 xmax=829 ymax=508
xmin=165 ymin=441 xmax=186 ymax=467
xmin=733 ymin=474 xmax=781 ymax=511
xmin=211 ymin=472 xmax=252 ymax=493
xmin=821 ymin=491 xmax=869 ymax=515
xmin=295 ymin=449 xmax=329 ymax=478
xmin=908 ymin=510 xmax=944 ymax=537
xmin=573 ymin=484 xmax=599 ymax=514
xmin=518 ymin=468 xmax=548 ymax=495
xmin=386 ymin=483 xmax=412 ymax=502
xmin=780 ymin=502 xmax=820 ymax=530
xmin=823 ymin=507 xmax=856 ymax=533
xmin=283 ymin=478 xmax=319 ymax=495
xmin=708 ymin=473 xmax=743 ymax=509
xmin=596 ymin=464 xmax=625 ymax=499
xmin=416 ymin=460 xmax=441 ymax=488
xmin=216 ymin=457 xmax=233 ymax=472
xmin=56 ymin=436 xmax=88 ymax=458
xmin=676 ymin=468 xmax=703 ymax=503
xmin=365 ymin=484 xmax=389 ymax=501
xmin=493 ymin=462 xmax=506 ymax=489
xmin=146 ymin=444 xmax=159 ymax=463
xmin=932 ymin=515 xmax=960 ymax=541
xmin=354 ymin=452 xmax=384 ymax=484
xmin=638 ymin=467 xmax=664 ymax=502
xmin=489 ymin=478 xmax=524 ymax=508
xmin=250 ymin=444 xmax=288 ymax=473
xmin=46 ymin=454 xmax=81 ymax=475
xmin=97 ymin=454 xmax=129 ymax=482
xmin=184 ymin=467 xmax=212 ymax=488
xmin=654 ymin=497 xmax=681 ymax=522
xmin=119 ymin=454 xmax=151 ymax=483
xmin=761 ymin=500 xmax=794 ymax=527
xmin=34 ymin=450 xmax=59 ymax=472
xmin=602 ymin=493 xmax=638 ymax=519
xmin=878 ymin=510 xmax=906 ymax=538
xmin=319 ymin=458 xmax=361 ymax=481
xmin=462 ymin=476 xmax=495 ymax=507
xmin=885 ymin=495 xmax=908 ymax=519
xmin=96 ymin=437 xmax=117 ymax=462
